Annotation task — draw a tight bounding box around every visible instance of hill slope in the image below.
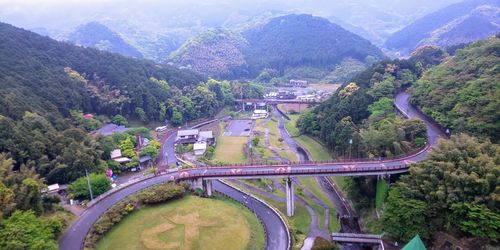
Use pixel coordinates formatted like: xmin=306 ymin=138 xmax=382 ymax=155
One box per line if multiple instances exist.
xmin=66 ymin=22 xmax=144 ymax=59
xmin=385 ymin=0 xmax=500 ymax=54
xmin=410 ymin=37 xmax=500 ymax=142
xmin=0 ymin=22 xmax=204 ymax=122
xmin=170 ymin=14 xmax=385 ymax=80
xmin=168 ymin=28 xmax=248 ymax=78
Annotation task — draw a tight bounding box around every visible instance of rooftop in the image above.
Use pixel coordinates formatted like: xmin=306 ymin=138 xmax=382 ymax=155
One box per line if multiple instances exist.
xmin=177 ymin=129 xmax=199 ymax=137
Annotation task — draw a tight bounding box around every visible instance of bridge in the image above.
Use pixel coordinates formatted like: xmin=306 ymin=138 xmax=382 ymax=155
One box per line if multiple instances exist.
xmin=236 ymin=98 xmax=321 ymax=105
xmin=331 ymin=233 xmax=384 ymax=249
xmin=167 ymin=91 xmax=446 ymax=217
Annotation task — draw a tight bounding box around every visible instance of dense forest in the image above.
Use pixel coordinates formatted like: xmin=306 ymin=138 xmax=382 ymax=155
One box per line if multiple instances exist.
xmin=384 ymin=0 xmax=499 ymax=54
xmin=297 ymin=46 xmax=446 ymax=158
xmin=411 ymin=37 xmax=500 ymax=142
xmin=66 ymin=22 xmax=144 ymax=59
xmin=303 ymin=38 xmax=499 ymax=245
xmin=170 ymin=14 xmax=384 ymax=81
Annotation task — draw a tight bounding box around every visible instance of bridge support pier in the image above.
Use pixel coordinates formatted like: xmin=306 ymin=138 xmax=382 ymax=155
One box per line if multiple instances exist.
xmin=202 ymin=179 xmax=213 ymax=197
xmin=286 ymin=178 xmax=295 ymax=217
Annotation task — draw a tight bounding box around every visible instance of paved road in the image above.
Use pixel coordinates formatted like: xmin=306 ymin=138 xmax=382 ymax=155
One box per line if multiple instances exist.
xmin=174 ymin=91 xmax=446 ymax=181
xmin=59 ymin=173 xmax=290 ymax=250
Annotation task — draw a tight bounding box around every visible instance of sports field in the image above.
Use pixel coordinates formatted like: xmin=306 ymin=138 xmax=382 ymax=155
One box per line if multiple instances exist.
xmin=96 ymin=196 xmax=264 ymax=250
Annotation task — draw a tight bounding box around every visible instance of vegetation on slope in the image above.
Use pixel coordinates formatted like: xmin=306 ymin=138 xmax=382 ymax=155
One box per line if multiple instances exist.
xmin=411 ymin=37 xmax=500 ymax=142
xmin=385 ymin=0 xmax=500 ymax=54
xmin=382 ymin=134 xmax=499 ymax=243
xmin=67 ymin=22 xmax=143 ymax=59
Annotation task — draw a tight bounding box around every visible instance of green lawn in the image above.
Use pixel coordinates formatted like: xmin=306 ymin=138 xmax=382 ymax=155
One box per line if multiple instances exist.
xmin=375 ymin=179 xmax=389 ymax=209
xmin=295 ymin=135 xmax=331 ymax=161
xmin=96 ymin=195 xmax=264 ymax=250
xmin=213 ymin=136 xmax=248 ymax=164
xmin=284 ymin=115 xmax=301 ymax=137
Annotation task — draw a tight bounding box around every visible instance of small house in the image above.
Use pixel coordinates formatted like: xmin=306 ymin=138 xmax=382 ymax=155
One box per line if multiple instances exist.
xmin=198 ymin=130 xmax=215 ymax=144
xmin=176 ymin=129 xmax=199 ymax=144
xmin=193 ymin=141 xmax=207 ymax=156
xmin=110 ymin=149 xmax=131 ymax=164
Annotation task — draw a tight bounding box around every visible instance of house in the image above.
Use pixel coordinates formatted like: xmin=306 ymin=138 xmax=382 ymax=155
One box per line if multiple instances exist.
xmin=176 ymin=129 xmax=199 ymax=144
xmin=139 ymin=155 xmax=152 ymax=168
xmin=110 ymin=149 xmax=131 ymax=164
xmin=297 ymin=94 xmax=317 ymax=102
xmin=198 ymin=130 xmax=215 ymax=144
xmin=252 ymin=109 xmax=269 ymax=119
xmin=289 ymin=79 xmax=308 ymax=87
xmin=83 ymin=113 xmax=94 ymax=119
xmin=193 ymin=141 xmax=207 ymax=156
xmin=277 ymin=91 xmax=296 ymax=99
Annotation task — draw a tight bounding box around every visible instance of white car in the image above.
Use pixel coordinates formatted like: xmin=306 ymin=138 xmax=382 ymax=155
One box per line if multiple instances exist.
xmin=155 ymin=126 xmax=168 ymax=132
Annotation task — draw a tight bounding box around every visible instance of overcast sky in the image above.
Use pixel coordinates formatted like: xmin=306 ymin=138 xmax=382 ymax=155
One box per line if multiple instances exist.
xmin=0 ymin=0 xmax=461 ymax=30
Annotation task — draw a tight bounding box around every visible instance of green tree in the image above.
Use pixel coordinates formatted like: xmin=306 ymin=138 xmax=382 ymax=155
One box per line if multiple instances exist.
xmin=17 ymin=178 xmax=43 ymax=215
xmin=252 ymin=137 xmax=260 ymax=147
xmin=68 ymin=174 xmax=111 ymax=200
xmin=119 ymin=137 xmax=135 ymax=158
xmin=171 ymin=108 xmax=183 ymax=126
xmin=0 ymin=210 xmax=58 ymax=250
xmin=382 ymin=187 xmax=429 ymax=241
xmin=140 ymin=140 xmax=161 ymax=160
xmin=0 ymin=182 xmax=15 ymax=218
xmin=135 ymin=107 xmax=147 ymax=122
xmin=450 ymin=203 xmax=500 ymax=240
xmin=112 ymin=115 xmax=128 ymax=126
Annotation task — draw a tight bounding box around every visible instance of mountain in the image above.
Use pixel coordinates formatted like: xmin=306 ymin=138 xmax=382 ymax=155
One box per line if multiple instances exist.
xmin=0 ymin=22 xmax=205 ymax=122
xmin=170 ymin=14 xmax=385 ymax=80
xmin=385 ymin=0 xmax=500 ymax=55
xmin=169 ymin=28 xmax=248 ymax=77
xmin=410 ymin=36 xmax=500 ymax=142
xmin=66 ymin=22 xmax=144 ymax=59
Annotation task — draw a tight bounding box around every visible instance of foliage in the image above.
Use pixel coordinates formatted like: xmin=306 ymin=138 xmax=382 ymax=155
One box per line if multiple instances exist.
xmin=111 ymin=115 xmax=128 ymax=126
xmin=383 ymin=134 xmax=500 ymax=241
xmin=85 ymin=182 xmax=186 ymax=248
xmin=449 ymin=203 xmax=500 ymax=239
xmin=411 ymin=37 xmax=500 ymax=142
xmin=138 ymin=182 xmax=185 ymax=204
xmin=0 ymin=210 xmax=58 ymax=250
xmin=251 ymin=137 xmax=260 ymax=147
xmin=140 ymin=139 xmax=161 ymax=160
xmin=68 ymin=173 xmax=111 ymax=200
xmin=382 ymin=187 xmax=430 ymax=241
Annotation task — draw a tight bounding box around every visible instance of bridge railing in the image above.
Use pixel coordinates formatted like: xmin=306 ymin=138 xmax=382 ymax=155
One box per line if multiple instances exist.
xmin=196 ymin=144 xmax=429 ymax=169
xmin=175 ymin=164 xmax=410 ymax=181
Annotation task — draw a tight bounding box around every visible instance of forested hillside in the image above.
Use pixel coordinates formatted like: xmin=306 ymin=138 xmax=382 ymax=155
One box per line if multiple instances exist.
xmin=66 ymin=22 xmax=144 ymax=59
xmin=297 ymin=46 xmax=447 ymax=158
xmin=169 ymin=28 xmax=248 ymax=78
xmin=170 ymin=14 xmax=385 ymax=80
xmin=0 ymin=22 xmax=251 ymax=185
xmin=411 ymin=37 xmax=500 ymax=142
xmin=385 ymin=0 xmax=500 ymax=54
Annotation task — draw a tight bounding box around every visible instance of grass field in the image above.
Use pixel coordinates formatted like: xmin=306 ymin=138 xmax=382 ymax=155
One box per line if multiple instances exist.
xmin=375 ymin=179 xmax=389 ymax=209
xmin=213 ymin=136 xmax=248 ymax=164
xmin=96 ymin=196 xmax=264 ymax=250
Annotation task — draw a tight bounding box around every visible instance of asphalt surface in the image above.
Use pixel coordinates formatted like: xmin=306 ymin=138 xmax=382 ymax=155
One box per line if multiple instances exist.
xmin=175 ymin=91 xmax=445 ymax=181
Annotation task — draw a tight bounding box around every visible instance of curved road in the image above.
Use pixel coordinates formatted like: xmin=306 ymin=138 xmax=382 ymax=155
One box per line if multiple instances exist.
xmin=60 ymin=91 xmax=444 ymax=250
xmin=174 ymin=91 xmax=445 ymax=181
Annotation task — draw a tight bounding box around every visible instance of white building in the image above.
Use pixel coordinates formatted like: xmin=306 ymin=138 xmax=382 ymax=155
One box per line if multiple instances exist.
xmin=110 ymin=149 xmax=131 ymax=164
xmin=176 ymin=129 xmax=199 ymax=143
xmin=193 ymin=141 xmax=208 ymax=156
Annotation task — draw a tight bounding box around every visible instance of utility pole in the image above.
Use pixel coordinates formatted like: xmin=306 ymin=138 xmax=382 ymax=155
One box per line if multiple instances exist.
xmin=348 ymin=138 xmax=353 ymax=160
xmin=85 ymin=169 xmax=94 ymax=200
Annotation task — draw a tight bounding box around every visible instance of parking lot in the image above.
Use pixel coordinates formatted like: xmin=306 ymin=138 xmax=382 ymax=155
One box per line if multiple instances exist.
xmin=223 ymin=119 xmax=253 ymax=136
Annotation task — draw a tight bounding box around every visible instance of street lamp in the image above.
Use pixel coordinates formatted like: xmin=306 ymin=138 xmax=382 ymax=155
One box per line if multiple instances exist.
xmin=85 ymin=169 xmax=94 ymax=200
xmin=348 ymin=138 xmax=353 ymax=160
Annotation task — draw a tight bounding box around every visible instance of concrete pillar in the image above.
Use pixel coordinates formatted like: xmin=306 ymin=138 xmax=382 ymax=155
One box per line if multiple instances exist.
xmin=202 ymin=179 xmax=213 ymax=197
xmin=253 ymin=103 xmax=257 ymax=110
xmin=286 ymin=178 xmax=295 ymax=217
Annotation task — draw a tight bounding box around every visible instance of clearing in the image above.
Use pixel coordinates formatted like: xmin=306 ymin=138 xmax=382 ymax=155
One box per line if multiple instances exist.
xmin=96 ymin=195 xmax=264 ymax=250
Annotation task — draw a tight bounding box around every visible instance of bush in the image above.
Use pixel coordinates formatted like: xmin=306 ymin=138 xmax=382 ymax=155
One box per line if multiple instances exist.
xmin=138 ymin=183 xmax=185 ymax=204
xmin=68 ymin=174 xmax=111 ymax=200
xmin=85 ymin=182 xmax=186 ymax=248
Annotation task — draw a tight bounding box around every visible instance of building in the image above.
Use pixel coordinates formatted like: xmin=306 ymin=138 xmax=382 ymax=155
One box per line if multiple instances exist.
xmin=277 ymin=91 xmax=296 ymax=99
xmin=289 ymin=79 xmax=308 ymax=87
xmin=176 ymin=129 xmax=199 ymax=144
xmin=83 ymin=113 xmax=94 ymax=119
xmin=193 ymin=141 xmax=208 ymax=156
xmin=110 ymin=149 xmax=131 ymax=164
xmin=297 ymin=94 xmax=317 ymax=102
xmin=198 ymin=130 xmax=215 ymax=144
xmin=139 ymin=155 xmax=152 ymax=168
xmin=252 ymin=109 xmax=269 ymax=119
